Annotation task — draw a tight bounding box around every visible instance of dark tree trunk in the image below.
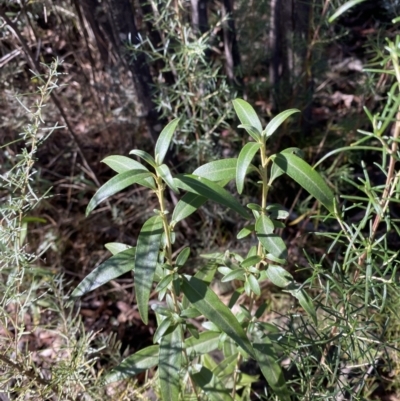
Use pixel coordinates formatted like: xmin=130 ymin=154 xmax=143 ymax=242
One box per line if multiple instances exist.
xmin=191 ymin=0 xmax=209 ymax=34
xmin=269 ymin=0 xmax=312 ymax=117
xmin=221 ymin=0 xmax=242 ymax=86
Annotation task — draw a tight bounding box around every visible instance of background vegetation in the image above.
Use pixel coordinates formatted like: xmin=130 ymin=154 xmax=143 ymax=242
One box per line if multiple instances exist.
xmin=1 ymin=0 xmax=400 ymax=399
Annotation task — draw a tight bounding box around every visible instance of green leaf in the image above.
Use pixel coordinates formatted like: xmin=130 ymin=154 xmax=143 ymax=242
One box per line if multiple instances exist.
xmin=71 ymin=248 xmax=136 ymax=297
xmin=236 ymin=142 xmax=261 ymax=194
xmin=86 ymin=170 xmax=155 ymax=216
xmin=175 ymin=174 xmax=250 ymax=219
xmin=241 ymin=255 xmax=262 ymax=268
xmin=273 ymin=153 xmax=335 ymax=213
xmin=247 ymin=275 xmax=261 ymax=296
xmin=171 ymin=192 xmax=208 ymax=225
xmin=263 ymin=109 xmax=300 ymax=138
xmin=256 ymin=215 xmax=287 ymax=260
xmin=102 ymin=155 xmax=148 ymax=173
xmin=105 ymin=242 xmax=133 ymax=255
xmin=266 ymin=265 xmax=293 ymax=288
xmin=193 ymin=158 xmax=238 ymax=182
xmin=254 ymin=339 xmax=290 ymax=401
xmin=185 ymin=331 xmax=220 ymax=356
xmin=155 ymin=118 xmax=180 ymax=165
xmin=135 ymin=215 xmax=164 ymax=324
xmin=268 ymin=148 xmax=304 ymax=185
xmin=156 ymin=164 xmax=179 ymax=193
xmin=153 ymin=317 xmax=173 ymax=344
xmin=328 ymin=0 xmax=367 ymax=23
xmin=290 ymin=288 xmax=317 ymax=325
xmin=129 ymin=149 xmax=157 ymax=169
xmin=171 ymin=168 xmax=235 ymax=224
xmin=237 ymin=224 xmax=254 ymax=239
xmin=221 ymin=269 xmax=245 ymax=282
xmin=238 ymin=124 xmax=262 ymax=142
xmin=159 ymin=325 xmax=183 ymax=401
xmin=191 ymin=366 xmax=233 ymax=401
xmin=232 ymin=99 xmax=263 ymax=134
xmin=176 ymin=247 xmax=190 ymax=268
xmin=181 ymin=275 xmax=255 ymax=358
xmin=104 ymin=345 xmax=159 ymax=384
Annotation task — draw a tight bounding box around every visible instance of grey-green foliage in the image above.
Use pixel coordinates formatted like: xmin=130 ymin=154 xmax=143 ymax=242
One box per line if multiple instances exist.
xmin=0 ymin=60 xmax=106 ymax=400
xmin=127 ymin=0 xmax=236 ymax=166
xmin=74 ymin=95 xmax=334 ymax=400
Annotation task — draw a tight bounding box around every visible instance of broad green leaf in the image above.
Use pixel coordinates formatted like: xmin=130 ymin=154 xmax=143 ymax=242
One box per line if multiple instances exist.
xmin=102 ymin=155 xmax=148 ymax=173
xmin=254 ymin=340 xmax=290 ymax=401
xmin=182 ymin=261 xmax=219 ymax=309
xmin=247 ymin=275 xmax=261 ymax=296
xmin=156 ymin=164 xmax=179 ymax=193
xmin=86 ymin=170 xmax=155 ymax=216
xmin=104 ymin=331 xmax=218 ymax=385
xmin=175 ymin=174 xmax=250 ymax=219
xmin=268 ymin=148 xmax=304 ymax=185
xmin=232 ymin=99 xmax=263 ymax=134
xmin=71 ymin=248 xmax=136 ymax=297
xmin=290 ymin=288 xmax=317 ymax=325
xmin=263 ymin=109 xmax=300 ymax=138
xmin=176 ymin=247 xmax=190 ymax=268
xmin=241 ymin=255 xmax=262 ymax=268
xmin=153 ymin=317 xmax=173 ymax=344
xmin=266 ymin=265 xmax=293 ymax=288
xmin=237 ymin=224 xmax=254 ymax=239
xmin=171 ymin=192 xmax=207 ymax=224
xmin=105 ymin=242 xmax=133 ymax=255
xmin=135 ymin=215 xmax=164 ymax=324
xmin=238 ymin=124 xmax=262 ymax=142
xmin=129 ymin=149 xmax=157 ymax=168
xmin=104 ymin=345 xmax=159 ymax=384
xmin=236 ymin=142 xmax=261 ymax=194
xmin=193 ymin=158 xmax=238 ymax=182
xmin=191 ymin=366 xmax=233 ymax=401
xmin=221 ymin=269 xmax=245 ymax=282
xmin=159 ymin=325 xmax=182 ymax=401
xmin=256 ymin=215 xmax=287 ymax=260
xmin=182 ymin=275 xmax=255 ymax=358
xmin=185 ymin=331 xmax=220 ymax=356
xmin=155 ymin=118 xmax=180 ymax=165
xmin=328 ymin=0 xmax=367 ymax=23
xmin=273 ymin=153 xmax=335 ymax=213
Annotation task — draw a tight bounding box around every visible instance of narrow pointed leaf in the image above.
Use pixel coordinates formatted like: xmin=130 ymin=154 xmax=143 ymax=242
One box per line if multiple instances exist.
xmin=86 ymin=170 xmax=155 ymax=216
xmin=104 ymin=345 xmax=159 ymax=384
xmin=328 ymin=0 xmax=367 ymax=23
xmin=135 ymin=215 xmax=164 ymax=324
xmin=182 ymin=275 xmax=255 ymax=358
xmin=71 ymin=248 xmax=136 ymax=297
xmin=237 ymin=142 xmax=261 ymax=194
xmin=269 ymin=148 xmax=304 ymax=185
xmin=159 ymin=325 xmax=182 ymax=401
xmin=232 ymin=99 xmax=263 ymax=134
xmin=273 ymin=153 xmax=335 ymax=213
xmin=105 ymin=242 xmax=133 ymax=255
xmin=175 ymin=174 xmax=250 ymax=219
xmin=156 ymin=163 xmax=179 ymax=193
xmin=266 ymin=265 xmax=293 ymax=288
xmin=237 ymin=224 xmax=254 ymax=239
xmin=290 ymin=288 xmax=317 ymax=325
xmin=263 ymin=109 xmax=300 ymax=138
xmin=254 ymin=339 xmax=290 ymax=401
xmin=193 ymin=158 xmax=238 ymax=182
xmin=155 ymin=118 xmax=180 ymax=165
xmin=102 ymin=155 xmax=148 ymax=173
xmin=238 ymin=124 xmax=262 ymax=142
xmin=256 ymin=215 xmax=287 ymax=260
xmin=129 ymin=149 xmax=157 ymax=168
